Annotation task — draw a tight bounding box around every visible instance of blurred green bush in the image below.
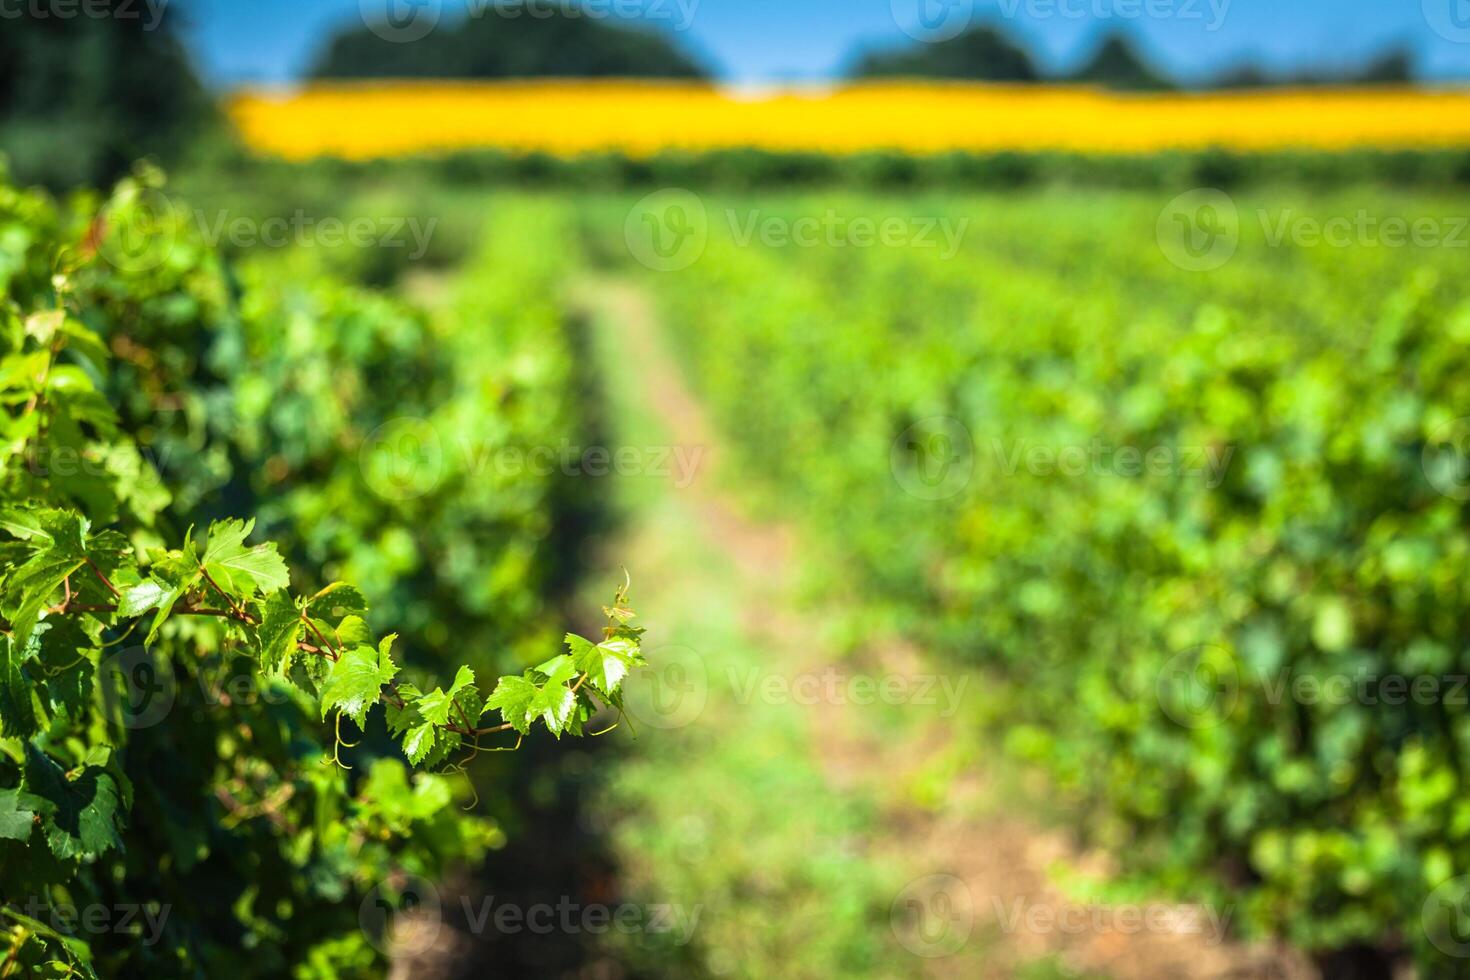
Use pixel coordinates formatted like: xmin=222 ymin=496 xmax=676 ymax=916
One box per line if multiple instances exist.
xmin=0 ymin=166 xmax=608 ymax=976
xmin=640 ymin=188 xmax=1470 ymax=973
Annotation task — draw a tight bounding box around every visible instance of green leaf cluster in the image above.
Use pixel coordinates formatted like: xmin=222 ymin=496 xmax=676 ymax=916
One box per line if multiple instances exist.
xmin=0 ymin=171 xmax=646 ymax=977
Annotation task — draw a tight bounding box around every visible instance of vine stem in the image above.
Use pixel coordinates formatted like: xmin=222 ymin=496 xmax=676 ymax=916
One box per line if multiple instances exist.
xmin=0 ymin=929 xmax=23 ymax=978
xmin=200 ymin=566 xmax=255 ymax=625
xmin=85 ymin=557 xmax=121 ymax=598
xmin=299 ymin=614 xmax=342 ymax=662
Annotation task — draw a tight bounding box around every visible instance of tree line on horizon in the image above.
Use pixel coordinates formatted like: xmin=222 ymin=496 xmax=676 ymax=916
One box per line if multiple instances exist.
xmin=0 ymin=3 xmax=1426 ymax=188
xmin=847 ymin=26 xmax=1416 ymax=91
xmin=308 ymin=10 xmax=1419 ymax=93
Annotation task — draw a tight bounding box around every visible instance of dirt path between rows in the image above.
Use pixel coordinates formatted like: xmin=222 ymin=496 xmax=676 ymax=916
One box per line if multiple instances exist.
xmin=580 ymin=277 xmax=1317 ymax=980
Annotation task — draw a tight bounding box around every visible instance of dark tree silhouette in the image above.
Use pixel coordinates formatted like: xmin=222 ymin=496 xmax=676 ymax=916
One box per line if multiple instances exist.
xmin=311 ymin=9 xmax=708 ymax=80
xmin=849 ymin=26 xmax=1039 ymax=81
xmin=1213 ymin=46 xmax=1416 ymax=88
xmin=1069 ymin=34 xmax=1173 ymax=91
xmin=0 ymin=1 xmax=215 ymax=188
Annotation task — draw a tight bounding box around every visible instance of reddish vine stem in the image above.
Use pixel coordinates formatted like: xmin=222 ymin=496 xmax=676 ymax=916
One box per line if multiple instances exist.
xmin=85 ymin=557 xmax=121 ymax=598
xmin=200 ymin=566 xmax=256 ymax=625
xmin=298 ymin=614 xmax=342 ymax=662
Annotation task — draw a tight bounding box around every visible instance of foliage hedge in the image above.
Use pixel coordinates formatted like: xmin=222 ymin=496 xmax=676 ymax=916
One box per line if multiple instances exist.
xmin=0 ymin=170 xmax=645 ymax=976
xmin=640 ymin=189 xmax=1470 ymax=972
xmin=205 ymin=146 xmax=1470 ymax=195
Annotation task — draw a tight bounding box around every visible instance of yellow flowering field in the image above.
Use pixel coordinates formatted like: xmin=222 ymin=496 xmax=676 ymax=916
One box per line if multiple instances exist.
xmin=228 ymin=80 xmax=1470 ymax=160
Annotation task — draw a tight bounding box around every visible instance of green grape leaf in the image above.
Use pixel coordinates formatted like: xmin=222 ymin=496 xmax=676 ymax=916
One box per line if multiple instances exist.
xmin=417 ymin=665 xmax=477 ymax=727
xmin=0 ymin=635 xmax=38 ymax=738
xmin=0 ymin=787 xmax=40 ymax=841
xmin=24 ymin=746 xmax=124 ymax=861
xmin=201 ymin=518 xmax=290 ymax=596
xmin=32 ymin=619 xmax=94 ymax=720
xmin=402 ymin=722 xmax=439 ymax=765
xmin=24 ymin=309 xmax=62 ymax=345
xmin=333 ymin=615 xmax=371 ymax=648
xmin=319 ymin=639 xmax=399 ymax=729
xmin=35 ymin=511 xmax=89 ymax=559
xmin=141 ymin=551 xmax=201 ymax=644
xmin=6 ymin=546 xmax=86 ymax=646
xmin=567 ymin=633 xmax=645 ymax=697
xmin=531 ymin=681 xmax=577 ymax=738
xmin=256 ymin=590 xmax=301 ymax=676
xmin=384 ymin=682 xmax=423 ymax=737
xmin=483 ymin=675 xmax=538 ymax=736
xmin=308 ymin=582 xmax=368 ymax=624
xmin=116 ymin=578 xmax=169 ymax=617
xmin=533 ymin=654 xmax=578 ymax=687
xmin=58 ymin=317 xmax=109 ymax=369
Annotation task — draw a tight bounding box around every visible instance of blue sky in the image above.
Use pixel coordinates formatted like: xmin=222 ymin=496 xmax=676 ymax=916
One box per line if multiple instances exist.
xmin=180 ymin=0 xmax=1470 ymax=87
